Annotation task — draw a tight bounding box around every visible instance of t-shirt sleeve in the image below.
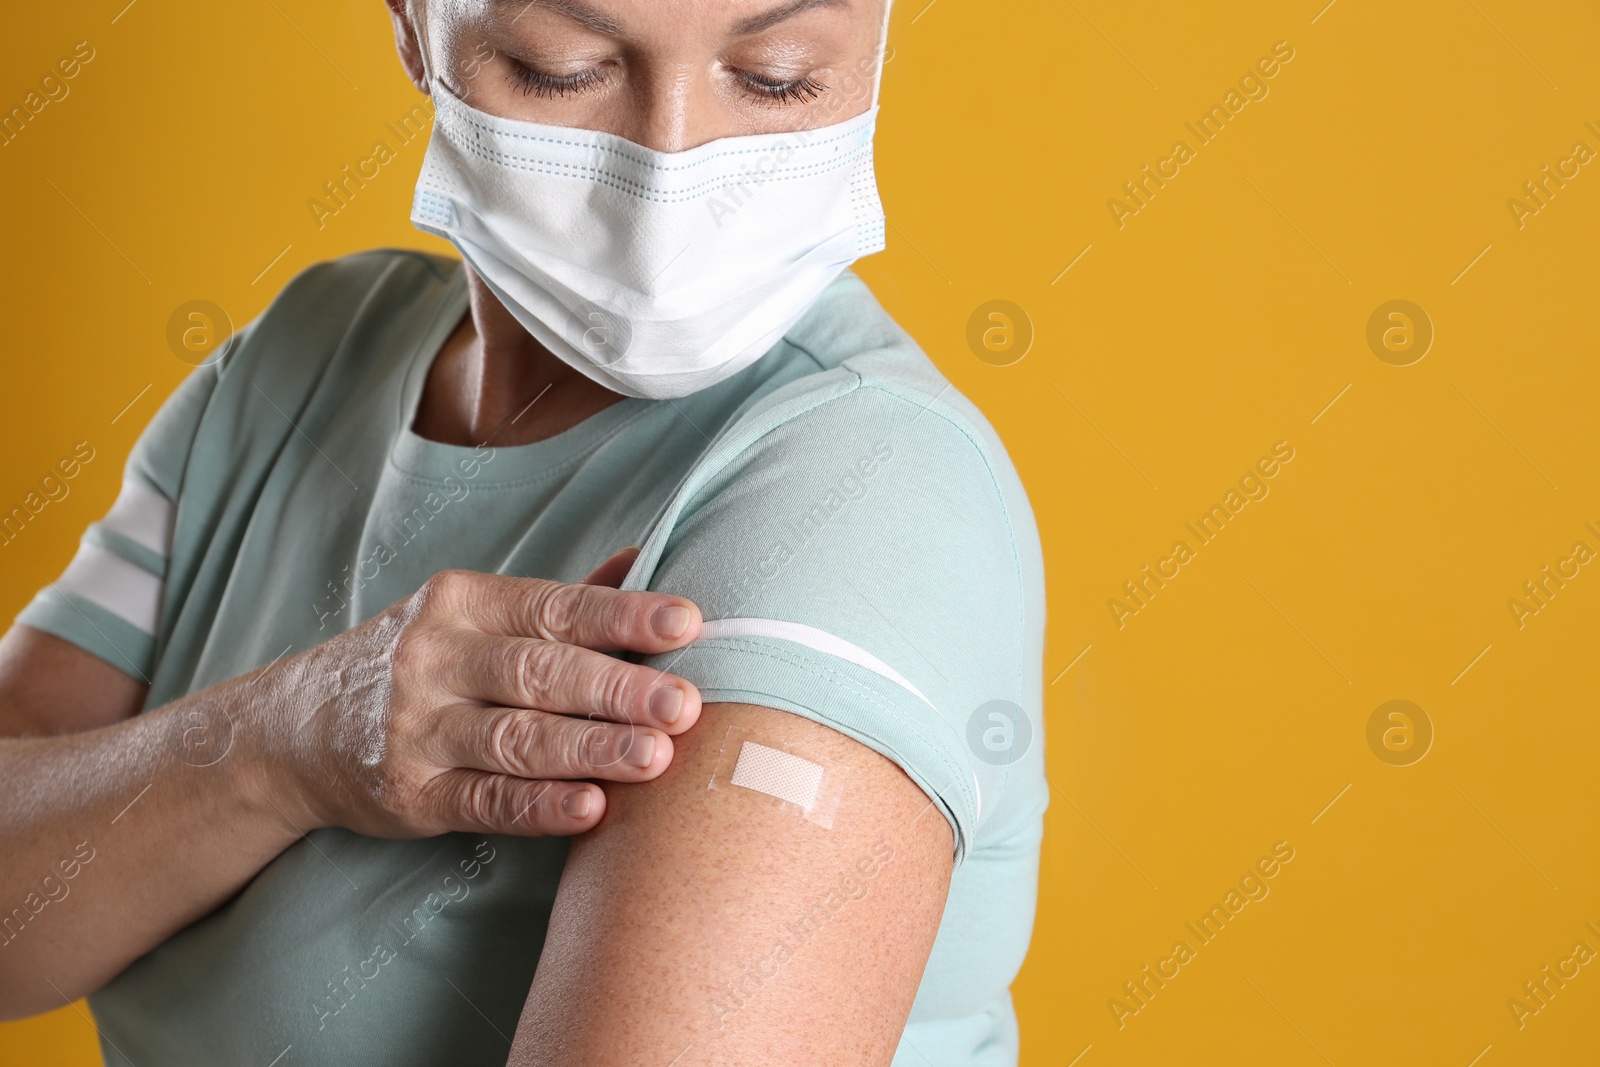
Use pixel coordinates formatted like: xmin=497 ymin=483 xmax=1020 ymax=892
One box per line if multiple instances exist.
xmin=13 ymin=359 xmax=223 ymax=681
xmin=631 ymin=379 xmax=1035 ymax=867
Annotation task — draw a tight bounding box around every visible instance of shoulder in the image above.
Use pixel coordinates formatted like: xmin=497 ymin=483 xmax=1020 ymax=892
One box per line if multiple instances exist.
xmin=648 ymin=267 xmax=1045 ymax=681
xmin=219 ymin=248 xmax=458 ymax=380
xmin=119 ymin=249 xmax=451 ymax=498
xmin=697 ymin=269 xmax=1040 ymax=581
xmin=260 ymin=247 xmax=458 ymax=320
xmin=627 ymin=274 xmax=1048 ymax=858
xmin=768 ymin=270 xmax=1019 ymax=473
xmin=191 ymin=248 xmax=460 ymax=434
xmin=146 ymin=248 xmax=460 ymax=512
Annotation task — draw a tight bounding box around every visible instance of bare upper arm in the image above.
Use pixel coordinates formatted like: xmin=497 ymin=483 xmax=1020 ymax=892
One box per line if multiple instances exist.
xmin=509 ymin=700 xmax=954 ymax=1066
xmin=0 ymin=624 xmax=148 ymax=737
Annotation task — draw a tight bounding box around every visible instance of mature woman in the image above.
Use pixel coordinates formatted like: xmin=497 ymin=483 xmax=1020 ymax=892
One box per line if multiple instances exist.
xmin=0 ymin=0 xmax=1046 ymax=1063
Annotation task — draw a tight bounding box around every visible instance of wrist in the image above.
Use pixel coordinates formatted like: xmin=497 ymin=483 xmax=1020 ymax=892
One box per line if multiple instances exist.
xmin=173 ymin=673 xmax=329 ymax=842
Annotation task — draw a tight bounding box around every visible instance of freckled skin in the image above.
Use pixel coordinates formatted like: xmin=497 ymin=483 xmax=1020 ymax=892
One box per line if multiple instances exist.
xmin=513 ymin=701 xmax=954 ymax=1065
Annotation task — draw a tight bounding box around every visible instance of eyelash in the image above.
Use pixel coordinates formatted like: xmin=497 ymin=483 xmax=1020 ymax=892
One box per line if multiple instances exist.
xmin=733 ymin=69 xmax=827 ymax=105
xmin=505 ymin=59 xmax=826 ymax=106
xmin=508 ymin=61 xmax=607 ymax=99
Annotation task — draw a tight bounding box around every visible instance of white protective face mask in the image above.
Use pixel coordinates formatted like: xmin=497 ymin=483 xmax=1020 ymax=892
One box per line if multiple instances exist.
xmin=407 ymin=24 xmax=889 ymax=400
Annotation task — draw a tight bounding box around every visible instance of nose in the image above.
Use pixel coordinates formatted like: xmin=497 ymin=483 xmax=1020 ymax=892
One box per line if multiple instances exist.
xmin=617 ymin=62 xmax=722 ymax=153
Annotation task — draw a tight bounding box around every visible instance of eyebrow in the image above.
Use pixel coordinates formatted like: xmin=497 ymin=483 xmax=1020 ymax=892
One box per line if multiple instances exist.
xmin=729 ymin=0 xmax=851 ymax=37
xmin=503 ymin=0 xmax=623 ymax=35
xmin=501 ymin=0 xmax=850 ymax=38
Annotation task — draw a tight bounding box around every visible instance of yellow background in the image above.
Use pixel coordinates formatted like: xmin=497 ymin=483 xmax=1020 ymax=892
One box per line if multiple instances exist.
xmin=3 ymin=0 xmax=1598 ymax=1063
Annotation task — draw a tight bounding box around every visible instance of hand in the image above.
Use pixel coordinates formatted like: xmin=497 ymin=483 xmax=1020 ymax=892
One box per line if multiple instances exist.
xmin=239 ymin=548 xmax=702 ymax=838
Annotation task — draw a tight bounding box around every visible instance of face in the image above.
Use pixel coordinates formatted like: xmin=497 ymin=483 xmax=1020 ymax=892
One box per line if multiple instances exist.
xmin=391 ymin=0 xmax=889 ymax=152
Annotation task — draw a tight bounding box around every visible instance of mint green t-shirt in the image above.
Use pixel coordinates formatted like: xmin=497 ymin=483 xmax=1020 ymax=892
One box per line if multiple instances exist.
xmin=17 ymin=251 xmax=1047 ymax=1066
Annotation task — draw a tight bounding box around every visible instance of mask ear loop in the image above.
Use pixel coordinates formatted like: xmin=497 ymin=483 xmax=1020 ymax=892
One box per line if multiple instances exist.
xmin=868 ymin=0 xmax=893 ymax=109
xmin=406 ymin=0 xmax=437 ymax=89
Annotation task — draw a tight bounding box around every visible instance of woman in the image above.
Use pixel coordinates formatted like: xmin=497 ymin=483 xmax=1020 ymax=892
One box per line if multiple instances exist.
xmin=0 ymin=0 xmax=1046 ymax=1063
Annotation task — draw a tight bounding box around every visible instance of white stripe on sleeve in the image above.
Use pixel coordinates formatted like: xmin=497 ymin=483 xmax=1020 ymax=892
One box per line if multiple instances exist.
xmin=100 ymin=478 xmax=176 ymax=557
xmin=695 ymin=617 xmax=938 ymax=712
xmin=54 ymin=541 xmax=164 ymax=635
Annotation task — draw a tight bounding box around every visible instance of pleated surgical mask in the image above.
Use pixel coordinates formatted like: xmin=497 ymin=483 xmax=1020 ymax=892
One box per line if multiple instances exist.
xmin=407 ymin=23 xmax=889 ymax=399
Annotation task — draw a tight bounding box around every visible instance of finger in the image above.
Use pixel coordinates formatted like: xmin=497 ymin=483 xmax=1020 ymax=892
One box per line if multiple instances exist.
xmin=582 ymin=546 xmax=640 ymax=588
xmin=424 ymin=769 xmax=605 ymax=836
xmin=429 ymin=703 xmax=674 ymax=782
xmin=433 ymin=631 xmax=700 ymax=732
xmin=415 ymin=569 xmax=702 ymax=653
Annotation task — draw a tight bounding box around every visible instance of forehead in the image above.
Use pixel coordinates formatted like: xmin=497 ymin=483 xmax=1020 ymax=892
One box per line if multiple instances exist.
xmin=454 ymin=0 xmax=868 ymax=37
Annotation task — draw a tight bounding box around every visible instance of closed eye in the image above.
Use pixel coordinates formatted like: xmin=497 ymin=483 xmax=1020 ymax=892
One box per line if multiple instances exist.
xmin=729 ymin=67 xmax=827 ymax=105
xmin=507 ymin=58 xmax=610 ymax=98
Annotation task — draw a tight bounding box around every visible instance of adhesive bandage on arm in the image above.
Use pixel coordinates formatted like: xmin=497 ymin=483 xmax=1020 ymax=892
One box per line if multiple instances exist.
xmin=692 ymin=616 xmax=985 ymax=826
xmin=708 ymin=725 xmax=842 ymax=829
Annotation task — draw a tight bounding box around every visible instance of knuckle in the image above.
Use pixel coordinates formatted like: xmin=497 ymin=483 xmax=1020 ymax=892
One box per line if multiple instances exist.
xmin=519 ymin=781 xmax=556 ymax=827
xmin=486 ymin=709 xmax=539 ymax=777
xmin=531 ymin=581 xmax=582 ymax=639
xmin=461 ymin=774 xmax=507 ymax=828
xmin=508 ymin=640 xmax=560 ymax=705
xmin=589 ymin=591 xmax=627 ymax=638
xmin=414 ymin=569 xmax=470 ymax=615
xmin=597 ymin=663 xmax=637 ymax=721
xmin=414 ymin=777 xmax=462 ymax=834
xmin=571 ymin=722 xmax=610 ymax=773
xmin=388 ymin=623 xmax=434 ymax=679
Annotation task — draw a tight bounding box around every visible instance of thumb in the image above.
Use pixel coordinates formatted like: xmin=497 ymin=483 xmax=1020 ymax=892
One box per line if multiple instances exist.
xmin=582 ymin=546 xmax=641 ymax=588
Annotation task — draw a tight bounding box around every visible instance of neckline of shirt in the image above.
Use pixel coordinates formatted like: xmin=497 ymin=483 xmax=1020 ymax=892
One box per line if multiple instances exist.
xmin=388 ymin=260 xmax=654 ymax=486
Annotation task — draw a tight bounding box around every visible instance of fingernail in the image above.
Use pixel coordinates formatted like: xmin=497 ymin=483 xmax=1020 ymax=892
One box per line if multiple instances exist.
xmin=562 ymin=788 xmax=592 ymax=819
xmin=623 ymin=732 xmax=657 ymax=769
xmin=650 ymin=685 xmax=684 ymax=725
xmin=651 ymin=604 xmax=691 ymax=640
